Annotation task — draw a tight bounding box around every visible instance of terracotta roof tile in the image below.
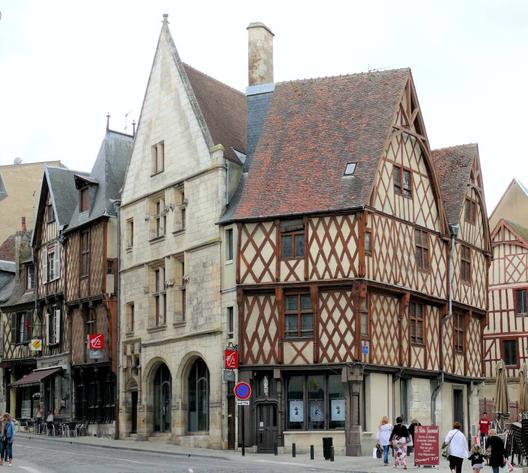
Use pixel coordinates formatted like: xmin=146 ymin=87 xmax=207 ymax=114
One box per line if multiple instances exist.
xmin=183 ymin=64 xmax=246 ymax=163
xmin=0 ymin=234 xmax=15 ymax=262
xmin=233 ymin=69 xmax=410 ymax=220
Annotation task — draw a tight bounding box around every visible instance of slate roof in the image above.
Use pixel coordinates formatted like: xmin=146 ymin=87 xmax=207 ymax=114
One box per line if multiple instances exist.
xmin=183 ymin=64 xmax=246 ymax=163
xmin=0 ymin=175 xmax=6 ymax=200
xmin=231 ymin=69 xmax=410 ymax=220
xmin=431 ymin=144 xmax=478 ymax=225
xmin=0 ymin=261 xmax=15 ymax=304
xmin=66 ymin=130 xmax=133 ymax=233
xmin=0 ymin=234 xmax=16 ymax=261
xmin=45 ymin=166 xmax=86 ymax=228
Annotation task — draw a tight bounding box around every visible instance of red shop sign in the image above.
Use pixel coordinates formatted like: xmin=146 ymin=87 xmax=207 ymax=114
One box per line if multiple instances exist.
xmin=414 ymin=425 xmax=440 ymax=466
xmin=224 ymin=349 xmax=239 ymax=369
xmin=88 ymin=333 xmax=105 ymax=351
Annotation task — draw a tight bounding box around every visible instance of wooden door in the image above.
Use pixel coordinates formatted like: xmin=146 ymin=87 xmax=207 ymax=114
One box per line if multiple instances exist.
xmin=256 ymin=404 xmax=277 ymax=453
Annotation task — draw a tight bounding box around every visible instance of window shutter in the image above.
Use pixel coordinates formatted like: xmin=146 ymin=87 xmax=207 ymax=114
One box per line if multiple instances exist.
xmin=55 ymin=308 xmax=61 ymax=344
xmin=54 ymin=245 xmax=61 ymax=279
xmin=43 ymin=251 xmax=48 ymax=284
xmin=45 ymin=311 xmax=50 ymax=345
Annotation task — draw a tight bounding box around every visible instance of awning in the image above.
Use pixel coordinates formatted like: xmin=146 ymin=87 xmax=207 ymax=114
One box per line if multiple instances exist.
xmin=11 ymin=367 xmax=62 ymax=387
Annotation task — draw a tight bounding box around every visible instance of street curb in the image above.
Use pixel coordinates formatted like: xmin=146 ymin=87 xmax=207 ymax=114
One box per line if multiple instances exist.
xmin=17 ymin=433 xmax=233 ymax=462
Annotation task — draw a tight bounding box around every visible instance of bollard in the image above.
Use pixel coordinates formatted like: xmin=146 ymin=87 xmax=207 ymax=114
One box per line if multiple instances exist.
xmin=330 ymin=446 xmax=334 ymax=462
xmin=310 ymin=445 xmax=314 ymax=460
xmin=274 ymin=441 xmax=278 ymax=456
xmin=292 ymin=443 xmax=296 ymax=458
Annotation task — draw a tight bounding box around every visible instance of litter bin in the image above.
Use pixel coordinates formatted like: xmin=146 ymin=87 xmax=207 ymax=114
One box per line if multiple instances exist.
xmin=322 ymin=437 xmax=333 ymax=460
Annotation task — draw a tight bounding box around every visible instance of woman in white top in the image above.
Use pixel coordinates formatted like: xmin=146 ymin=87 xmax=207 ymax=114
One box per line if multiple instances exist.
xmin=443 ymin=421 xmax=469 ymax=473
xmin=376 ymin=416 xmax=394 ymax=465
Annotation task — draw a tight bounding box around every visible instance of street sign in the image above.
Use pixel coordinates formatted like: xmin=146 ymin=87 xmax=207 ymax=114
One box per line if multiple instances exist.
xmin=89 ymin=349 xmax=104 ymax=360
xmin=29 ymin=339 xmax=42 ymax=351
xmin=234 ymin=381 xmax=252 ymax=401
xmin=236 ymin=400 xmax=250 ymax=406
xmin=224 ymin=348 xmax=239 ymax=369
xmin=89 ymin=333 xmax=105 ymax=350
xmin=223 ymin=370 xmax=235 ymax=382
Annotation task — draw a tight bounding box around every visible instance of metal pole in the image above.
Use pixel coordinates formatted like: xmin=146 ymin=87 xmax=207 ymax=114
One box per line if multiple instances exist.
xmin=310 ymin=444 xmax=314 ymax=460
xmin=330 ymin=446 xmax=334 ymax=462
xmin=292 ymin=442 xmax=296 ymax=457
xmin=241 ymin=405 xmax=245 ymax=456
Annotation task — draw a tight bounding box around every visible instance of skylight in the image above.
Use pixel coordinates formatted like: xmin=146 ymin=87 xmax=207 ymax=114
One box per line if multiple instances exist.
xmin=344 ymin=162 xmax=357 ymax=176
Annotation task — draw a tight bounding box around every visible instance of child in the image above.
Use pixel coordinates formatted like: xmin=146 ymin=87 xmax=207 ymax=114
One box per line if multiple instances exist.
xmin=468 ymin=444 xmax=485 ymax=473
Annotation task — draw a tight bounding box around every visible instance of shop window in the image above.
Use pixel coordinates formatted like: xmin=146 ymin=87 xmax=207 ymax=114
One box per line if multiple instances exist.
xmin=188 ymin=358 xmax=209 ymax=432
xmin=286 ymin=373 xmax=345 ymax=431
xmin=284 ymin=293 xmax=313 ymax=338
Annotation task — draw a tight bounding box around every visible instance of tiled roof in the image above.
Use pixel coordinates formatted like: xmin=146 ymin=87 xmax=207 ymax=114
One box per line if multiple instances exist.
xmin=232 ymin=69 xmax=410 ymax=220
xmin=183 ymin=64 xmax=246 ymax=163
xmin=431 ymin=144 xmax=478 ymax=225
xmin=507 ymin=220 xmax=528 ymax=244
xmin=0 ymin=234 xmax=15 ymax=262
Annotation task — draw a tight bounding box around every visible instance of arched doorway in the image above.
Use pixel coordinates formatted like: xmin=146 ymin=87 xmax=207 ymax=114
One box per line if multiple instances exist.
xmin=152 ymin=363 xmax=171 ymax=433
xmin=188 ymin=358 xmax=209 ymax=432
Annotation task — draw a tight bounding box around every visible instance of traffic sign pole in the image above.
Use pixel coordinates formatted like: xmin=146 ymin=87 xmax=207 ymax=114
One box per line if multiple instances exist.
xmin=241 ymin=403 xmax=245 ymax=456
xmin=233 ymin=381 xmax=252 ymax=456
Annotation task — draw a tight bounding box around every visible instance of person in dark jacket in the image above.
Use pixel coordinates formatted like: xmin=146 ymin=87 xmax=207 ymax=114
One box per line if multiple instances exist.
xmin=407 ymin=419 xmax=421 ymax=456
xmin=486 ymin=429 xmax=506 ymax=473
xmin=390 ymin=417 xmax=410 ymax=469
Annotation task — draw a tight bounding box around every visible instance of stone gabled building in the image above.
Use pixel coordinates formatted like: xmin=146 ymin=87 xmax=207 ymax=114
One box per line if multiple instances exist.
xmin=118 ymin=15 xmax=245 ymax=448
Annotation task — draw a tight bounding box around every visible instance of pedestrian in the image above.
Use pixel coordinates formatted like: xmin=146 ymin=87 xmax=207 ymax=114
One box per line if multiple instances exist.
xmin=407 ymin=418 xmax=421 ymax=456
xmin=46 ymin=410 xmax=54 ymax=435
xmin=478 ymin=412 xmax=492 ymax=448
xmin=442 ymin=421 xmax=468 ymax=473
xmin=390 ymin=416 xmax=410 ymax=469
xmin=468 ymin=444 xmax=485 ymax=473
xmin=376 ymin=416 xmax=394 ymax=466
xmin=35 ymin=405 xmax=43 ymax=434
xmin=485 ymin=429 xmax=506 ymax=473
xmin=2 ymin=413 xmax=15 ymax=467
xmin=0 ymin=414 xmax=6 ymax=466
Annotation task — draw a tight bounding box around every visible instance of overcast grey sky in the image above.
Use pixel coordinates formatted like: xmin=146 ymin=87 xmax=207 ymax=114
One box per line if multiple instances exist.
xmin=1 ymin=0 xmax=527 ymax=212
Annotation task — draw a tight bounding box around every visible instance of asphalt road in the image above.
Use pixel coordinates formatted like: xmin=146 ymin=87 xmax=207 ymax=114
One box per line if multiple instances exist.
xmin=11 ymin=437 xmax=343 ymax=473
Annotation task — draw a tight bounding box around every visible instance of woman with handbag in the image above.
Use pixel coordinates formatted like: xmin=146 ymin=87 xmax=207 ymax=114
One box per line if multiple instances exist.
xmin=376 ymin=416 xmax=393 ymax=465
xmin=390 ymin=416 xmax=410 ymax=469
xmin=443 ymin=421 xmax=468 ymax=473
xmin=485 ymin=429 xmax=506 ymax=473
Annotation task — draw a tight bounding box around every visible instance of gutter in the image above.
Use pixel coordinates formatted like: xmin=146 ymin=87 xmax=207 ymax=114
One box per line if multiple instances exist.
xmin=431 ymin=224 xmax=458 ymax=425
xmin=111 ymin=199 xmax=121 ymax=440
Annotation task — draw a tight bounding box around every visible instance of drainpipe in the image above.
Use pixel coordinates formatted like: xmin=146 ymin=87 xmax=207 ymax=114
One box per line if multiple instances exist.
xmin=431 ymin=224 xmax=458 ymax=425
xmin=112 ymin=199 xmax=122 ymax=440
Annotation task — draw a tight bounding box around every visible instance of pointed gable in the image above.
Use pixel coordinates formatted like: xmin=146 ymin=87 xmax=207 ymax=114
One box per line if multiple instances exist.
xmin=490 ymin=179 xmax=528 ymax=231
xmin=233 ymin=69 xmax=410 ymax=220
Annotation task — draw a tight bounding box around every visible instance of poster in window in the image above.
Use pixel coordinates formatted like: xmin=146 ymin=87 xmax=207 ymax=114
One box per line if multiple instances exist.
xmin=331 ymin=399 xmax=345 ymax=421
xmin=289 ymin=400 xmax=303 ymax=422
xmin=309 ymin=400 xmax=324 ymax=422
xmin=21 ymin=399 xmax=31 ymax=419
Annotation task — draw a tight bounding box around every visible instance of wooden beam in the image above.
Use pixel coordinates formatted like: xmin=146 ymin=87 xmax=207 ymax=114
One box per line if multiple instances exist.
xmin=237 ymin=288 xmax=245 ymax=364
xmin=310 ymin=284 xmax=320 ymax=363
xmin=275 ymin=220 xmax=281 ymax=282
xmin=236 ymin=223 xmax=242 ymax=284
xmin=275 ymin=286 xmax=284 ymax=364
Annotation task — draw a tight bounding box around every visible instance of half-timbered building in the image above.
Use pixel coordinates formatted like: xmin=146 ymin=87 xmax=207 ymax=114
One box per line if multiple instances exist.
xmin=118 ymin=15 xmax=245 ymax=448
xmin=0 ymin=226 xmax=38 ymax=420
xmin=223 ymin=23 xmax=490 ymax=455
xmin=63 ymin=129 xmax=132 ymax=435
xmin=483 ymin=180 xmax=528 ymax=402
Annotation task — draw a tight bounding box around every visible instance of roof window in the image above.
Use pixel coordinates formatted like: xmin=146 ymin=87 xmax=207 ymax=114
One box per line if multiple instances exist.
xmin=344 ymin=162 xmax=357 ymax=176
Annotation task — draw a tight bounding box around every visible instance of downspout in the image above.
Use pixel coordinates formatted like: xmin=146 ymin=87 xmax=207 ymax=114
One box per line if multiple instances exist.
xmin=112 ymin=199 xmax=121 ymax=440
xmin=431 ymin=224 xmax=458 ymax=425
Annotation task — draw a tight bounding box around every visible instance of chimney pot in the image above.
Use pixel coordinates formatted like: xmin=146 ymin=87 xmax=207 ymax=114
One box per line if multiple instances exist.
xmin=247 ymin=22 xmax=274 ymax=86
xmin=21 ymin=216 xmax=27 ymax=232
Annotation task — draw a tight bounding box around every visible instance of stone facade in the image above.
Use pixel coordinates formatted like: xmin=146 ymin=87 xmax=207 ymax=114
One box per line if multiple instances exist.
xmin=118 ymin=17 xmax=243 ymax=448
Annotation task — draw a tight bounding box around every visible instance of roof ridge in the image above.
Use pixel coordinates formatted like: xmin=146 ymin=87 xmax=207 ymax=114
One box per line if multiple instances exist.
xmin=0 ymin=160 xmax=62 ymax=169
xmin=432 ymin=143 xmax=478 ymax=152
xmin=276 ymin=67 xmax=411 ymax=86
xmin=182 ymin=62 xmax=244 ymax=97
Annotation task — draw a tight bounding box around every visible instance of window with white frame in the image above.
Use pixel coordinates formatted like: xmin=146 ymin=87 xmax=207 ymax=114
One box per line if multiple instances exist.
xmin=46 ymin=307 xmax=61 ymax=345
xmin=225 ymin=228 xmax=234 ymax=262
xmin=12 ymin=312 xmax=31 ymax=344
xmin=43 ymin=244 xmax=60 ymax=282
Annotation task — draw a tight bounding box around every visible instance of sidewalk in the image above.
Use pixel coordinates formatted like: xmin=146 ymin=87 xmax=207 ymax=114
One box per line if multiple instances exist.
xmin=16 ymin=432 xmax=481 ymax=472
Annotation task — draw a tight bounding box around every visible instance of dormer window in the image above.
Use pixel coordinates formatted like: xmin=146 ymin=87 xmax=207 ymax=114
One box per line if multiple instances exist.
xmin=46 ymin=201 xmax=55 ymax=223
xmin=344 ymin=162 xmax=357 ymax=176
xmin=80 ymin=187 xmax=89 ymax=212
xmin=25 ymin=264 xmax=34 ymax=290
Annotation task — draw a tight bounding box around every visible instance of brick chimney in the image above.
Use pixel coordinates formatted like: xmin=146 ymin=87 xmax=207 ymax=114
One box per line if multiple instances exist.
xmin=21 ymin=216 xmax=27 ymax=232
xmin=247 ymin=22 xmax=274 ymax=86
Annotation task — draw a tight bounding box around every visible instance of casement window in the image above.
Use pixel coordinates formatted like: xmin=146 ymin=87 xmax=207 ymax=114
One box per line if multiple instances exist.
xmin=149 ymin=197 xmax=167 ymax=240
xmin=85 ymin=308 xmax=96 ymax=337
xmin=46 ymin=202 xmax=55 ymax=223
xmin=80 ymin=231 xmax=89 ymax=277
xmin=286 ymin=374 xmax=345 ymax=431
xmin=12 ymin=312 xmax=31 ymax=344
xmin=126 ymin=219 xmax=134 ymax=248
xmin=360 ymin=298 xmax=369 ymax=338
xmin=365 ymin=230 xmax=372 ymax=256
xmin=174 ymin=256 xmax=186 ymax=323
xmin=503 ymin=339 xmax=518 ymax=367
xmin=25 ymin=264 xmax=34 ymax=290
xmin=80 ymin=187 xmax=89 ymax=212
xmin=515 ymin=289 xmax=527 ymax=317
xmin=227 ymin=306 xmax=234 ymax=339
xmin=415 ymin=230 xmax=430 ymax=271
xmin=126 ymin=303 xmax=134 ymax=333
xmin=107 ymin=259 xmax=114 ymax=275
xmin=43 ymin=244 xmax=60 ymax=282
xmin=225 ymin=228 xmax=234 ymax=262
xmin=153 ymin=266 xmax=166 ymax=326
xmin=284 ymin=293 xmax=313 ymax=338
xmin=151 ymin=141 xmax=165 ymax=175
xmin=173 ymin=186 xmax=186 ymax=232
xmin=281 ymin=220 xmax=305 ymax=259
xmin=460 ymin=244 xmax=472 ymax=283
xmin=464 ymin=198 xmax=477 ymax=225
xmin=393 ymin=164 xmax=412 ymax=198
xmin=46 ymin=307 xmax=61 ymax=345
xmin=454 ymin=312 xmax=464 ymax=352
xmin=409 ymin=302 xmax=425 ymax=345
